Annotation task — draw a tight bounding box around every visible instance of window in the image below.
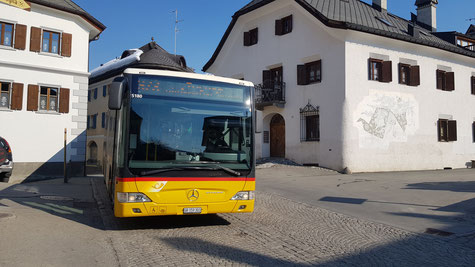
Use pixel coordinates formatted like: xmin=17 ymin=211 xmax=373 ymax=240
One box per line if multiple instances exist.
xmin=263 ymin=131 xmax=269 ymax=143
xmin=437 ymin=119 xmax=457 ymax=142
xmin=275 ymin=15 xmax=292 ymax=36
xmin=436 ymin=70 xmax=455 ymax=91
xmin=94 ymin=88 xmax=97 ymax=99
xmin=368 ymin=58 xmax=392 ymax=82
xmin=300 ymin=103 xmax=320 ymax=142
xmin=42 ymin=30 xmax=60 ymax=54
xmin=263 ymin=67 xmax=283 ymax=88
xmin=473 ymin=122 xmax=475 ymax=143
xmin=398 ymin=63 xmax=420 ymax=86
xmin=0 ymin=82 xmax=11 ymax=109
xmin=298 ymin=60 xmax=322 ymax=85
xmin=243 ymin=28 xmax=258 ymax=46
xmin=103 ymin=85 xmax=107 ymax=97
xmin=471 ymin=76 xmax=475 ymax=95
xmin=39 ymin=86 xmax=59 ymax=111
xmin=88 ymin=90 xmax=91 ymax=102
xmin=87 ymin=116 xmax=90 ymax=129
xmin=376 ymin=17 xmax=394 ymax=27
xmin=91 ymin=114 xmax=97 ymax=129
xmin=101 ymin=112 xmax=106 ymax=128
xmin=0 ymin=22 xmax=14 ymax=47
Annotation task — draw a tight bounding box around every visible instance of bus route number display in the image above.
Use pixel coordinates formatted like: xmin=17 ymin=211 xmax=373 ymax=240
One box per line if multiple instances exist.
xmin=137 ymin=77 xmax=245 ymax=103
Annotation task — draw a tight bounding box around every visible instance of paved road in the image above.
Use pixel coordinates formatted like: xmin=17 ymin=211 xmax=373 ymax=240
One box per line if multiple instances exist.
xmin=91 ymin=176 xmax=475 ymax=266
xmin=257 ymin=165 xmax=475 ymax=235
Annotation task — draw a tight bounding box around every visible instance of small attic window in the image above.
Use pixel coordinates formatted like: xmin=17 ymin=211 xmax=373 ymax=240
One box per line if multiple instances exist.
xmin=419 ymin=31 xmax=430 ymax=36
xmin=376 ymin=17 xmax=394 ymax=27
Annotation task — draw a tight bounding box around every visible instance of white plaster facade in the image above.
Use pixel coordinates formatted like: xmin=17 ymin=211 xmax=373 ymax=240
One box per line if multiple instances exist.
xmin=0 ymin=1 xmax=104 ymax=179
xmin=205 ymin=0 xmax=475 ymax=172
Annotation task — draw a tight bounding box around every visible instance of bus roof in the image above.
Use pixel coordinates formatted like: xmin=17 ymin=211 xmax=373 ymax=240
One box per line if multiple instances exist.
xmin=123 ymin=68 xmax=254 ymax=87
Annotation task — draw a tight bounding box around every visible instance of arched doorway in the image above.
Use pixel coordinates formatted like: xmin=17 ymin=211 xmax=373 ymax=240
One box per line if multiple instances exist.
xmin=88 ymin=141 xmax=98 ymax=165
xmin=270 ymin=114 xmax=285 ymax=158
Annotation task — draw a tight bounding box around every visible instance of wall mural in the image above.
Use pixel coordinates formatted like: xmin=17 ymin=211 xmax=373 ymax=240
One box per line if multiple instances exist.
xmin=355 ymin=90 xmax=419 ymax=148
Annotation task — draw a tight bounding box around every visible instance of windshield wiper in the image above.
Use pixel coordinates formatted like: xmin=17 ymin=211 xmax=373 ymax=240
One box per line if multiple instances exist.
xmin=140 ymin=165 xmax=241 ymax=177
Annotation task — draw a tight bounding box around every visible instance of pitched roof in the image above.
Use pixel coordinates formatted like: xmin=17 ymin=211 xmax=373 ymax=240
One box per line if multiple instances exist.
xmin=90 ymin=42 xmax=193 ymax=84
xmin=28 ymin=0 xmax=105 ymax=32
xmin=203 ymin=0 xmax=475 ymax=71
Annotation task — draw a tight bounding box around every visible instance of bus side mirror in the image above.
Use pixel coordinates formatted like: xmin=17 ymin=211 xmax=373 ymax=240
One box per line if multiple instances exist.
xmin=109 ymin=77 xmax=127 ymax=110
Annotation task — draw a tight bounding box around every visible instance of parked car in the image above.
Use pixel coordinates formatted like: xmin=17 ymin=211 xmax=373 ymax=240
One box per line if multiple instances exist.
xmin=0 ymin=136 xmax=13 ymax=183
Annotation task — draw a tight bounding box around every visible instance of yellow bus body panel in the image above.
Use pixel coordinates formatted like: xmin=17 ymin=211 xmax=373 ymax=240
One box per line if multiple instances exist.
xmin=114 ymin=179 xmax=255 ymax=217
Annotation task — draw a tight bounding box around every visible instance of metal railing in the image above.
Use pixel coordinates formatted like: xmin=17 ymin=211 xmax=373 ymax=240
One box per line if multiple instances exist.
xmin=255 ymin=81 xmax=286 ymax=107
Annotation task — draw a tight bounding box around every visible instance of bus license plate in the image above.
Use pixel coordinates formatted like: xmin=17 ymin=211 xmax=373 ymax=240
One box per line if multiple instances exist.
xmin=183 ymin=207 xmax=202 ymax=214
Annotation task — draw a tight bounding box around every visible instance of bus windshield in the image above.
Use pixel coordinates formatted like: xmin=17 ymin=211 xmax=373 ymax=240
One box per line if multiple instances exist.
xmin=127 ymin=75 xmax=253 ymax=175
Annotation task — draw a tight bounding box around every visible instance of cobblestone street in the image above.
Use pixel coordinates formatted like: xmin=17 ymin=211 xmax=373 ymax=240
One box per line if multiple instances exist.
xmin=93 ymin=179 xmax=475 ymax=266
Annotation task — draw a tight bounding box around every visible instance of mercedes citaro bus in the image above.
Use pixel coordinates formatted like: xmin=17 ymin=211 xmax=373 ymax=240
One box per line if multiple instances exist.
xmin=104 ymin=69 xmax=255 ymax=217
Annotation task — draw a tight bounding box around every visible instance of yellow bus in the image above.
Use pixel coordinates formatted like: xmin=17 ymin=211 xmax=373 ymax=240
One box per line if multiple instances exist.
xmin=104 ymin=69 xmax=255 ymax=217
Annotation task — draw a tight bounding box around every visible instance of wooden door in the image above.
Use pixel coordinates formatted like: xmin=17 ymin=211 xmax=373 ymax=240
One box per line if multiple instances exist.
xmin=270 ymin=114 xmax=285 ymax=158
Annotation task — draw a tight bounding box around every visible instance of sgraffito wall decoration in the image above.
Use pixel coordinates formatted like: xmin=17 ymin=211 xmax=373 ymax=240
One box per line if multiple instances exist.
xmin=354 ymin=90 xmax=419 ymax=149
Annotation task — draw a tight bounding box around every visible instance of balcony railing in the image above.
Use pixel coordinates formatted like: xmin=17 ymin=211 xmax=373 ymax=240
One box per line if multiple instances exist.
xmin=255 ymin=80 xmax=286 ymax=109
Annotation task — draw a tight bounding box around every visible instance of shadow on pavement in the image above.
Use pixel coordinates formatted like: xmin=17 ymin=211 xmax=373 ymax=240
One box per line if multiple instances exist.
xmin=405 ymin=181 xmax=475 ymax=193
xmin=161 ymin=237 xmax=309 ymax=266
xmin=113 ymin=214 xmax=230 ymax=231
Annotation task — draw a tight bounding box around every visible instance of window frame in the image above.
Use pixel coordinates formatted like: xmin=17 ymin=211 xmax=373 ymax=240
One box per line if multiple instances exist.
xmin=437 ymin=119 xmax=457 ymax=142
xmin=41 ymin=28 xmax=62 ymax=55
xmin=0 ymin=21 xmax=15 ymax=48
xmin=398 ymin=63 xmax=410 ymax=85
xmin=300 ymin=103 xmax=320 ymax=142
xmin=38 ymin=85 xmax=60 ymax=112
xmin=306 ymin=60 xmax=322 ymax=84
xmin=369 ymin=58 xmax=383 ymax=81
xmin=0 ymin=80 xmax=12 ymax=109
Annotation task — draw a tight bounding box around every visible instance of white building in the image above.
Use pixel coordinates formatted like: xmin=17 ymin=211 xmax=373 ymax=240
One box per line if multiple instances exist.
xmin=0 ymin=0 xmax=105 ymax=182
xmin=203 ymin=0 xmax=475 ymax=172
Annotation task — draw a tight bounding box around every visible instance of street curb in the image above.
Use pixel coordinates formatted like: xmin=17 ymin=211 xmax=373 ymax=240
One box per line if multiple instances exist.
xmin=90 ymin=178 xmax=118 ymax=230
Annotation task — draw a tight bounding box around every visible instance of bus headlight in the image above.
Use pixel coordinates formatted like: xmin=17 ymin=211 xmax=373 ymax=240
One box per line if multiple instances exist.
xmin=117 ymin=192 xmax=152 ymax=203
xmin=231 ymin=191 xmax=255 ymax=200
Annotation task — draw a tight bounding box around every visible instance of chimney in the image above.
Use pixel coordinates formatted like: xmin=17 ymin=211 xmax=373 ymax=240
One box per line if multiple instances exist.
xmin=373 ymin=0 xmax=387 ymax=12
xmin=415 ymin=0 xmax=438 ymax=32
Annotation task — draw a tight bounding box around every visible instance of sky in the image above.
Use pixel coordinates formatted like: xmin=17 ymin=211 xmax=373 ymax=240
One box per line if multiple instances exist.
xmin=75 ymin=0 xmax=475 ymax=73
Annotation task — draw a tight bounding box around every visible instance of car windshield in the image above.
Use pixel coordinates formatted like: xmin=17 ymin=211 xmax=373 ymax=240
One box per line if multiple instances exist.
xmin=127 ymin=75 xmax=253 ymax=175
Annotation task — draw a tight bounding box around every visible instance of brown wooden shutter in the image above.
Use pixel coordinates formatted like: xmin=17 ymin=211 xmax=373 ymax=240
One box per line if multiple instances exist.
xmin=473 ymin=122 xmax=475 ymax=143
xmin=471 ymin=76 xmax=475 ymax=95
xmin=27 ymin=85 xmax=39 ymax=111
xmin=287 ymin=15 xmax=293 ymax=33
xmin=297 ymin=65 xmax=307 ymax=85
xmin=59 ymin=88 xmax=70 ymax=113
xmin=263 ymin=70 xmax=271 ymax=87
xmin=14 ymin=24 xmax=27 ymax=50
xmin=243 ymin=31 xmax=250 ymax=46
xmin=437 ymin=120 xmax=442 ymax=141
xmin=448 ymin=120 xmax=457 ymax=141
xmin=30 ymin=27 xmax=41 ymax=52
xmin=446 ymin=72 xmax=455 ymax=91
xmin=11 ymin=83 xmax=24 ymax=110
xmin=61 ymin=33 xmax=72 ymax=57
xmin=381 ymin=61 xmax=392 ymax=83
xmin=409 ymin=65 xmax=420 ymax=86
xmin=275 ymin=19 xmax=283 ymax=35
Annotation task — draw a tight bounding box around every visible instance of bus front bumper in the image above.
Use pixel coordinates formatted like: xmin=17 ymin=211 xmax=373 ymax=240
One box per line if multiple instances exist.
xmin=114 ymin=200 xmax=255 ymax=217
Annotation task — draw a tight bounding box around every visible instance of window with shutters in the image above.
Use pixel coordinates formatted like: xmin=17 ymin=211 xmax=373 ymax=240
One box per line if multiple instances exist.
xmin=0 ymin=22 xmax=14 ymax=47
xmin=437 ymin=119 xmax=457 ymax=142
xmin=298 ymin=60 xmax=322 ymax=85
xmin=42 ymin=30 xmax=60 ymax=54
xmin=300 ymin=103 xmax=320 ymax=142
xmin=398 ymin=63 xmax=420 ymax=86
xmin=244 ymin=28 xmax=258 ymax=46
xmin=102 ymin=112 xmax=106 ymax=128
xmin=92 ymin=114 xmax=97 ymax=129
xmin=88 ymin=90 xmax=91 ymax=102
xmin=39 ymin=86 xmax=59 ymax=111
xmin=368 ymin=58 xmax=392 ymax=83
xmin=94 ymin=88 xmax=98 ymax=99
xmin=436 ymin=69 xmax=455 ymax=91
xmin=103 ymin=85 xmax=107 ymax=97
xmin=275 ymin=15 xmax=292 ymax=36
xmin=473 ymin=122 xmax=475 ymax=143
